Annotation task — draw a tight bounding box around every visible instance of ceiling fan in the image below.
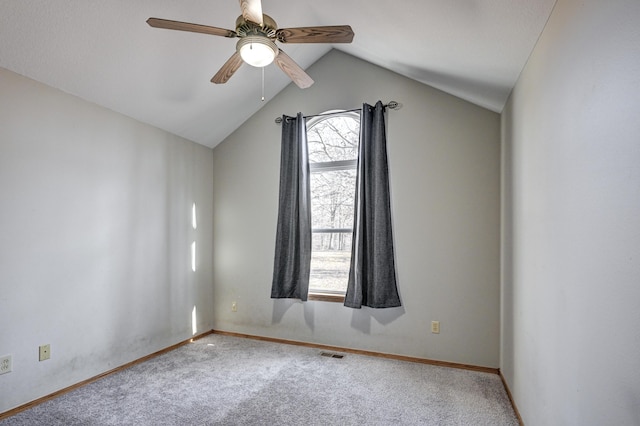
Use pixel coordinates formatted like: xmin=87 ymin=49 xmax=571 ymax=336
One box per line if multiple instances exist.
xmin=147 ymin=0 xmax=354 ymax=89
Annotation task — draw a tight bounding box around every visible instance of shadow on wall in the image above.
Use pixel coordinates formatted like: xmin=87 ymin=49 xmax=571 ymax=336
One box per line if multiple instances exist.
xmin=394 ymin=63 xmax=511 ymax=111
xmin=271 ymin=299 xmax=405 ymax=334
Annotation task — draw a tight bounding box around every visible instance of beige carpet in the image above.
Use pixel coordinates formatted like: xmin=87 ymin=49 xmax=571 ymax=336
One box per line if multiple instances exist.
xmin=2 ymin=334 xmax=518 ymax=425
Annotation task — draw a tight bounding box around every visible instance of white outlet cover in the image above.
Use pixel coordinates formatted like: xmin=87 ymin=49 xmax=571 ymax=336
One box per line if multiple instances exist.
xmin=0 ymin=355 xmax=12 ymax=374
xmin=39 ymin=344 xmax=51 ymax=361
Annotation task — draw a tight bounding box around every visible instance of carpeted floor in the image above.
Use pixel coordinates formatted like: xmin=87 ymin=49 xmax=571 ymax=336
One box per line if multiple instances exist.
xmin=1 ymin=334 xmax=519 ymax=425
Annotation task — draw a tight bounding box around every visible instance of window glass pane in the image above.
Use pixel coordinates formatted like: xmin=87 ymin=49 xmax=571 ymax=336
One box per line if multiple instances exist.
xmin=307 ymin=112 xmax=359 ymax=296
xmin=307 ymin=115 xmax=360 ymax=163
xmin=310 ymin=169 xmax=356 ymax=230
xmin=309 ymin=232 xmax=352 ymax=293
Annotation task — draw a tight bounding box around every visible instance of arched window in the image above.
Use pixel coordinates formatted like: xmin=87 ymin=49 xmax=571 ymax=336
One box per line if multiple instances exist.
xmin=306 ymin=111 xmax=360 ymax=298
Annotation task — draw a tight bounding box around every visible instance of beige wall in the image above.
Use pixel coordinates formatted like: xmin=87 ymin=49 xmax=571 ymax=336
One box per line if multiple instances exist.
xmin=501 ymin=0 xmax=640 ymax=423
xmin=212 ymin=50 xmax=501 ymax=367
xmin=0 ymin=68 xmax=214 ymax=413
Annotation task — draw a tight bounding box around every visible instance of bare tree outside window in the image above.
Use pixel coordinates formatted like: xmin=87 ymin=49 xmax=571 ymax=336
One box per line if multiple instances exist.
xmin=307 ymin=112 xmax=360 ymax=295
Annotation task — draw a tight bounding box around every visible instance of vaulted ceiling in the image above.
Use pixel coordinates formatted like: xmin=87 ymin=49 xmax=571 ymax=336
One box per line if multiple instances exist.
xmin=0 ymin=0 xmax=556 ymax=148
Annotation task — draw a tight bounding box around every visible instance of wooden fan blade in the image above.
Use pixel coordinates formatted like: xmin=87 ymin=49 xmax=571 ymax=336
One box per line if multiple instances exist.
xmin=274 ymin=49 xmax=314 ymax=89
xmin=276 ymin=25 xmax=354 ymax=44
xmin=239 ymin=0 xmax=263 ymax=26
xmin=147 ymin=18 xmax=236 ymax=38
xmin=211 ymin=52 xmax=244 ymax=84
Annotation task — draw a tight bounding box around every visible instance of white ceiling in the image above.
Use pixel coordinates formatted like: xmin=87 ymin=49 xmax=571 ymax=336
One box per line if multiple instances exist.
xmin=0 ymin=0 xmax=556 ymax=148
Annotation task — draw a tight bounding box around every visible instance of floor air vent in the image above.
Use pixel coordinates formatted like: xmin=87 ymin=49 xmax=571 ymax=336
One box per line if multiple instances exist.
xmin=320 ymin=352 xmax=344 ymax=359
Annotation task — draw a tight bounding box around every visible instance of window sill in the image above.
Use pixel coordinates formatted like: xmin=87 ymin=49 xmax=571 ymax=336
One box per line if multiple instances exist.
xmin=308 ymin=293 xmax=345 ymax=303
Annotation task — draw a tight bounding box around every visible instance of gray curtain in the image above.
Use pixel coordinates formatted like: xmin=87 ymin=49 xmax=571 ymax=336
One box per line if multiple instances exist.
xmin=344 ymin=101 xmax=401 ymax=309
xmin=271 ymin=113 xmax=312 ymax=301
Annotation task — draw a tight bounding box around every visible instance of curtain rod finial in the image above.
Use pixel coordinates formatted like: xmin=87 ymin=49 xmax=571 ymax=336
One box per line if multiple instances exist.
xmin=387 ymin=101 xmax=400 ymax=110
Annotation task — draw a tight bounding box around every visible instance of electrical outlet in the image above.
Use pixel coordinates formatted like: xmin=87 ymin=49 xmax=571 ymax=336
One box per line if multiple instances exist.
xmin=39 ymin=344 xmax=51 ymax=361
xmin=0 ymin=355 xmax=12 ymax=374
xmin=431 ymin=321 xmax=440 ymax=334
xmin=231 ymin=301 xmax=237 ymax=312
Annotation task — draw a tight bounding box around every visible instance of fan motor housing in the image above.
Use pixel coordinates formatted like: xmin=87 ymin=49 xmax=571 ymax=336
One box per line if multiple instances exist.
xmin=235 ymin=14 xmax=277 ymax=38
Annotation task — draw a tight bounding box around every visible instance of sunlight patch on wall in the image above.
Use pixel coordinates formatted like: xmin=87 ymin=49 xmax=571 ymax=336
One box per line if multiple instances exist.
xmin=191 ymin=305 xmax=198 ymax=335
xmin=191 ymin=203 xmax=197 ymax=272
xmin=191 ymin=241 xmax=196 ymax=272
xmin=192 ymin=203 xmax=197 ymax=230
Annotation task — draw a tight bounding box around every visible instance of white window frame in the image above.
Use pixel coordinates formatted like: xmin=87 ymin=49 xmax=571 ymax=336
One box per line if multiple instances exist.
xmin=306 ymin=110 xmax=360 ymax=301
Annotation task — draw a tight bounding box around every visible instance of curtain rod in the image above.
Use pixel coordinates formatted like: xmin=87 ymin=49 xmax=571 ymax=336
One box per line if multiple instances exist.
xmin=274 ymin=101 xmax=400 ymax=124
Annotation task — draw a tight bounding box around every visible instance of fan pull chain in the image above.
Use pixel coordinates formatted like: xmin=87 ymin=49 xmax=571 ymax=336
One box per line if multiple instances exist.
xmin=261 ymin=66 xmax=265 ymax=102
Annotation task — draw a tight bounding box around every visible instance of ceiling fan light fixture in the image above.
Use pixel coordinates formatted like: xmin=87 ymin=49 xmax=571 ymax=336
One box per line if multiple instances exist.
xmin=237 ymin=36 xmax=278 ymax=67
